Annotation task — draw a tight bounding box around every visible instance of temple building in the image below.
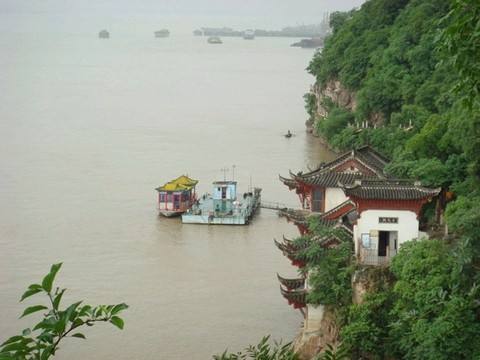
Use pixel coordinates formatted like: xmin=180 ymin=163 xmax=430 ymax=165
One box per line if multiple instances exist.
xmin=276 ymin=146 xmax=440 ymax=316
xmin=342 ymin=179 xmax=440 ymax=265
xmin=280 ymin=146 xmax=390 ymax=213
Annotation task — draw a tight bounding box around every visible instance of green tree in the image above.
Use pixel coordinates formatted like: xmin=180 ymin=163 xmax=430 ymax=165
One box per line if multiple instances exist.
xmin=213 ymin=336 xmax=298 ymax=360
xmin=0 ymin=263 xmax=128 ymax=360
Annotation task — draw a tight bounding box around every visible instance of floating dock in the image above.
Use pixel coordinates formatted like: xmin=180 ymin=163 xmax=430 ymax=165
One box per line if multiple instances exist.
xmin=182 ymin=181 xmax=261 ymax=225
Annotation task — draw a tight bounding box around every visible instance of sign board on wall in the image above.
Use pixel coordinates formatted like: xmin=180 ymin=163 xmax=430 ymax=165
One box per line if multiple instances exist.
xmin=379 ymin=217 xmax=398 ymax=224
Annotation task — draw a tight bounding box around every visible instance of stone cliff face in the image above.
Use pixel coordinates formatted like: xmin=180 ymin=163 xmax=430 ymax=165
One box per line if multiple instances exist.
xmin=306 ymin=79 xmax=357 ymax=135
xmin=293 ymin=305 xmax=339 ymax=360
xmin=308 ymin=79 xmax=384 ymax=134
xmin=314 ymin=80 xmax=358 ymax=116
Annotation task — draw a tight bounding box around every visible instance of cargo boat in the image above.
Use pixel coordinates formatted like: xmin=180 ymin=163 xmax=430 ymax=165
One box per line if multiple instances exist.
xmin=182 ymin=181 xmax=261 ymax=225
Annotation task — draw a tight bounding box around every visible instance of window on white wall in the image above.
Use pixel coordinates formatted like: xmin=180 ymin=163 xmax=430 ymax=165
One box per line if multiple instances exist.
xmin=361 ymin=233 xmax=371 ymax=248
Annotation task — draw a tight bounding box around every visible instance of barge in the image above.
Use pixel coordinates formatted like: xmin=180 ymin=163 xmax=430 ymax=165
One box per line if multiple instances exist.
xmin=182 ymin=181 xmax=261 ymax=225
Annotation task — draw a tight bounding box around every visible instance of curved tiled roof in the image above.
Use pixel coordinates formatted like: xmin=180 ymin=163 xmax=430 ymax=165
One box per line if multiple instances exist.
xmin=281 ymin=146 xmax=392 ymax=188
xmin=292 ymin=171 xmax=378 ymax=187
xmin=280 ymin=286 xmax=307 ymax=308
xmin=342 ymin=180 xmax=440 ymax=200
xmin=279 ymin=175 xmax=297 ymax=188
xmin=156 ymin=175 xmax=198 ymax=192
xmin=277 ymin=274 xmax=305 ymax=290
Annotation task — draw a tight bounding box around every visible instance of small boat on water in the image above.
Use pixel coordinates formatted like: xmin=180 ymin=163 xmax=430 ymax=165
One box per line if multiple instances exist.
xmin=98 ymin=30 xmax=110 ymax=39
xmin=243 ymin=29 xmax=255 ymax=40
xmin=156 ymin=175 xmax=198 ymax=217
xmin=154 ymin=29 xmax=170 ymax=38
xmin=207 ymin=36 xmax=223 ymax=44
xmin=182 ymin=181 xmax=261 ymax=225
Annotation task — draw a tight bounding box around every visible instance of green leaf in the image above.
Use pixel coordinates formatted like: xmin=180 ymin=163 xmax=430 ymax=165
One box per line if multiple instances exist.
xmin=71 ymin=333 xmax=86 ymax=339
xmin=28 ymin=284 xmax=42 ymax=290
xmin=0 ymin=353 xmax=16 ymax=360
xmin=1 ymin=336 xmax=23 ymax=347
xmin=111 ymin=303 xmax=129 ymax=315
xmin=21 ymin=328 xmax=31 ymax=336
xmin=20 ymin=288 xmax=43 ymax=302
xmin=78 ymin=305 xmax=92 ymax=317
xmin=41 ymin=263 xmax=62 ymax=293
xmin=40 ymin=345 xmax=53 ymax=360
xmin=109 ymin=316 xmax=124 ymax=330
xmin=52 ymin=289 xmax=65 ymax=310
xmin=20 ymin=305 xmax=48 ymax=318
xmin=1 ymin=341 xmax=27 ymax=353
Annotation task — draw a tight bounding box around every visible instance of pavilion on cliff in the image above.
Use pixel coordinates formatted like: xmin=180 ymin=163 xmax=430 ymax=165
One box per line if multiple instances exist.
xmin=276 ymin=146 xmax=440 ymax=314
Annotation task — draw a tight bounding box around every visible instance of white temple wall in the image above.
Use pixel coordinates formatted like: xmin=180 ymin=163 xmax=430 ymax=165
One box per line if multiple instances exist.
xmin=305 ymin=304 xmax=325 ymax=332
xmin=353 ymin=209 xmax=420 ymax=255
xmin=324 ymin=188 xmax=349 ymax=211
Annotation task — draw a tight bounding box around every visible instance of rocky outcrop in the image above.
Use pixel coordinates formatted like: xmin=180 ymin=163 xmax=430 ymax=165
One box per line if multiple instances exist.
xmin=293 ymin=305 xmax=339 ymax=360
xmin=352 ymin=266 xmax=393 ymax=305
xmin=314 ymin=80 xmax=357 ymax=118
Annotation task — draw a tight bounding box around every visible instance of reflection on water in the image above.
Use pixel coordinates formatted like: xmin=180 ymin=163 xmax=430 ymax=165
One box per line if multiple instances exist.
xmin=0 ymin=19 xmax=333 ymax=359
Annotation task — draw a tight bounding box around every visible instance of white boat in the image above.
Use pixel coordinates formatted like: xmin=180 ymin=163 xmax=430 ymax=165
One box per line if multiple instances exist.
xmin=243 ymin=30 xmax=255 ymax=40
xmin=154 ymin=29 xmax=170 ymax=38
xmin=207 ymin=36 xmax=223 ymax=44
xmin=182 ymin=181 xmax=261 ymax=225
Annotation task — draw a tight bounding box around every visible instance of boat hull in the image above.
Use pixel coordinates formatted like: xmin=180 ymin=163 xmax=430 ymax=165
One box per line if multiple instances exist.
xmin=181 ymin=189 xmax=261 ymax=225
xmin=159 ymin=210 xmax=184 ymax=217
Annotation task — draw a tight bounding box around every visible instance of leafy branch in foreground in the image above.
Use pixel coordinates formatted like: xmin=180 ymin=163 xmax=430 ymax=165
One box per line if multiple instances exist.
xmin=213 ymin=336 xmax=298 ymax=360
xmin=0 ymin=263 xmax=128 ymax=360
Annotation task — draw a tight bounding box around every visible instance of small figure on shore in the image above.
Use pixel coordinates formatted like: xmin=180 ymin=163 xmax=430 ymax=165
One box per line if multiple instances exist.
xmin=285 ymin=130 xmax=292 ymax=138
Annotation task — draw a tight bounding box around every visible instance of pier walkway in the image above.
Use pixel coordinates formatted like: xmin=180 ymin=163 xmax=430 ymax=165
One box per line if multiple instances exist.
xmin=260 ymin=200 xmax=297 ymax=211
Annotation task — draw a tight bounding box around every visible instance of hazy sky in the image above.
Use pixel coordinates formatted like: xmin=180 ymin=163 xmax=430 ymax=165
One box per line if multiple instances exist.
xmin=0 ymin=0 xmax=367 ymax=32
xmin=1 ymin=0 xmax=365 ymax=18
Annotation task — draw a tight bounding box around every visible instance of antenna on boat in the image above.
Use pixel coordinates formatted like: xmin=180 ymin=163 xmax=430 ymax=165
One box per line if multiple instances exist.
xmin=232 ymin=165 xmax=236 ymax=181
xmin=220 ymin=167 xmax=229 ymax=181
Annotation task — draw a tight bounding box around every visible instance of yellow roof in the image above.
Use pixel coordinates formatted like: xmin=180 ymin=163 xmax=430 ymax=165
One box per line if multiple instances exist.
xmin=156 ymin=175 xmax=198 ymax=192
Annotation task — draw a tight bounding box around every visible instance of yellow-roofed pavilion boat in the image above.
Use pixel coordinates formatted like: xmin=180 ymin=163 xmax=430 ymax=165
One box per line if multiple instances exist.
xmin=155 ymin=175 xmax=198 ymax=217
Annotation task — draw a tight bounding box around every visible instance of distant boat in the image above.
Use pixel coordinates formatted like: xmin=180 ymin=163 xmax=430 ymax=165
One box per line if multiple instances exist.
xmin=291 ymin=38 xmax=324 ymax=48
xmin=156 ymin=175 xmax=198 ymax=217
xmin=98 ymin=30 xmax=110 ymax=39
xmin=243 ymin=29 xmax=255 ymax=40
xmin=207 ymin=36 xmax=223 ymax=44
xmin=193 ymin=29 xmax=203 ymax=36
xmin=154 ymin=29 xmax=170 ymax=38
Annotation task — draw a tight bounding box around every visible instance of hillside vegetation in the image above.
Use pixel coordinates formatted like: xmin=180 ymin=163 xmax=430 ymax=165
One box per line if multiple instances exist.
xmin=302 ymin=0 xmax=480 ymax=358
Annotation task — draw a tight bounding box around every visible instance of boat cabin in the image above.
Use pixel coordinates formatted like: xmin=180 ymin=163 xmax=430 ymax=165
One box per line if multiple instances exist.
xmin=156 ymin=175 xmax=198 ymax=216
xmin=212 ymin=181 xmax=237 ymax=214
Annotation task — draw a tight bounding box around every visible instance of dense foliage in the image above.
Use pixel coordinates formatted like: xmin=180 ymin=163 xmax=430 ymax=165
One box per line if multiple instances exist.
xmin=213 ymin=336 xmax=298 ymax=360
xmin=214 ymin=1 xmax=479 ymax=359
xmin=0 ymin=263 xmax=128 ymax=360
xmin=303 ymin=0 xmax=480 ymax=358
xmin=341 ymin=240 xmax=480 ymax=359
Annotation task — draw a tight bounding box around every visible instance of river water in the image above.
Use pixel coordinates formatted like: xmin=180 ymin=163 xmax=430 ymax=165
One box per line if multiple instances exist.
xmin=0 ymin=16 xmax=334 ymax=359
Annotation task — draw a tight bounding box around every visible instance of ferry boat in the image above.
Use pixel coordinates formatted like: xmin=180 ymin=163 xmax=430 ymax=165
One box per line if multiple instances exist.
xmin=207 ymin=36 xmax=223 ymax=44
xmin=98 ymin=30 xmax=110 ymax=39
xmin=156 ymin=175 xmax=198 ymax=217
xmin=182 ymin=181 xmax=261 ymax=225
xmin=154 ymin=29 xmax=170 ymax=38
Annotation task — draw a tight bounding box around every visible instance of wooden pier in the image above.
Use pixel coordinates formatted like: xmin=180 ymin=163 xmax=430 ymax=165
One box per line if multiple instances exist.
xmin=260 ymin=200 xmax=296 ymax=211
